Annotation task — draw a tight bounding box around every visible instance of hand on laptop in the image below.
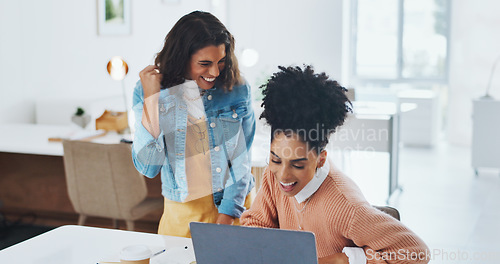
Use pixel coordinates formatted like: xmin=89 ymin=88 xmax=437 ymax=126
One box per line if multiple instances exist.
xmin=216 ymin=213 xmax=235 ymax=225
xmin=318 ymin=253 xmax=349 ymax=264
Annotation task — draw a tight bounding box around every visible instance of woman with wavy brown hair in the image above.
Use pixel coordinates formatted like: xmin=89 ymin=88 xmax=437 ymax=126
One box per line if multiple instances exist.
xmin=132 ymin=11 xmax=255 ymax=238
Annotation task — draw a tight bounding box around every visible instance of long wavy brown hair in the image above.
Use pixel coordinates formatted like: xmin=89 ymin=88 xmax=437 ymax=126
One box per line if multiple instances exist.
xmin=154 ymin=11 xmax=241 ymax=91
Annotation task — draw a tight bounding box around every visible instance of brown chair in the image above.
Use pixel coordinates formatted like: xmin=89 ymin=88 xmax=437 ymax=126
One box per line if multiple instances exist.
xmin=62 ymin=140 xmax=163 ymax=231
xmin=373 ymin=205 xmax=401 ymax=221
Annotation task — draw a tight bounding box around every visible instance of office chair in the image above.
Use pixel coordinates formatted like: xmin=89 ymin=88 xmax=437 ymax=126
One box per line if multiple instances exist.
xmin=373 ymin=205 xmax=401 ymax=221
xmin=62 ymin=140 xmax=163 ymax=231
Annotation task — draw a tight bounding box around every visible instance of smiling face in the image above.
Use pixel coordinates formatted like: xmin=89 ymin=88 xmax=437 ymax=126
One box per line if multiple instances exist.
xmin=269 ymin=132 xmax=327 ymax=197
xmin=186 ymin=44 xmax=226 ymax=90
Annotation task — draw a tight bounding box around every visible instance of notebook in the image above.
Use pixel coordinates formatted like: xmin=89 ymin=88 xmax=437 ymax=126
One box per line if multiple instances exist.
xmin=189 ymin=222 xmax=318 ymax=264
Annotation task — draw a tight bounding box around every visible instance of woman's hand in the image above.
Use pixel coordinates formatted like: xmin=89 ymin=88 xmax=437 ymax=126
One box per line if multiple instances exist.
xmin=139 ymin=65 xmax=162 ymax=98
xmin=216 ymin=213 xmax=235 ymax=225
xmin=318 ymin=253 xmax=349 ymax=264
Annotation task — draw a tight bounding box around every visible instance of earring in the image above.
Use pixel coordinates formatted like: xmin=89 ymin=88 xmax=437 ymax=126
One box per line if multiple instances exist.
xmin=315 ymin=161 xmax=324 ymax=174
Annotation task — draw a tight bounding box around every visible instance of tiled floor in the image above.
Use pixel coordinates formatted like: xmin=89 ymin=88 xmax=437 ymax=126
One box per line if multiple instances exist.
xmin=333 ymin=140 xmax=500 ymax=263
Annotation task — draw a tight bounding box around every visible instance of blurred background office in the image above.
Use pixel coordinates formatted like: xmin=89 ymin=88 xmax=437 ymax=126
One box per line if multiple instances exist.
xmin=1 ymin=0 xmax=500 ymax=260
xmin=1 ymin=0 xmax=499 ymax=144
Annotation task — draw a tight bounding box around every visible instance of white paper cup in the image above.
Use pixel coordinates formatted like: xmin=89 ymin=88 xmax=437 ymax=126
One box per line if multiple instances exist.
xmin=120 ymin=245 xmax=152 ymax=264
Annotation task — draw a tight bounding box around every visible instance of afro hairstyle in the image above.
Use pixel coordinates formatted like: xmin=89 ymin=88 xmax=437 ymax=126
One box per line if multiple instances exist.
xmin=260 ymin=65 xmax=352 ymax=152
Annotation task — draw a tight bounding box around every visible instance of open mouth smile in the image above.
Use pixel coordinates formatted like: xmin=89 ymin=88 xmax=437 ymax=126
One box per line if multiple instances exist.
xmin=202 ymin=76 xmax=216 ymax=82
xmin=280 ymin=181 xmax=298 ymax=192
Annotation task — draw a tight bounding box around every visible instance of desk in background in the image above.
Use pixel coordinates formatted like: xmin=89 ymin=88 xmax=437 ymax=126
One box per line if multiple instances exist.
xmin=0 ymin=123 xmax=264 ymax=230
xmin=0 ymin=123 xmax=127 ymax=156
xmin=0 ymin=124 xmax=161 ymax=231
xmin=0 ymin=225 xmax=193 ymax=264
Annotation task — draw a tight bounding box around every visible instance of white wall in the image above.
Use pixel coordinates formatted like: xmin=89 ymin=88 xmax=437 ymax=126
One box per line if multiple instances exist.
xmin=0 ymin=0 xmax=210 ymax=123
xmin=6 ymin=0 xmax=496 ymax=215
xmin=228 ymin=0 xmax=344 ymax=96
xmin=3 ymin=0 xmax=500 ymax=146
xmin=447 ymin=0 xmax=500 ymax=146
xmin=0 ymin=0 xmax=345 ymax=124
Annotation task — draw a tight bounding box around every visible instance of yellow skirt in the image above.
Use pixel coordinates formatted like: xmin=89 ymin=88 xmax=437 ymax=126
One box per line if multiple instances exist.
xmin=158 ymin=191 xmax=254 ymax=238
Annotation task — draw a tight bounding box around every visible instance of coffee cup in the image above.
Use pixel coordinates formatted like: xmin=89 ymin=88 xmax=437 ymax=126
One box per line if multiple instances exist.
xmin=120 ymin=245 xmax=152 ymax=264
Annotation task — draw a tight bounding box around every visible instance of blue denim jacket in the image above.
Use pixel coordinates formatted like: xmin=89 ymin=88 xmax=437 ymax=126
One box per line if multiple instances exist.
xmin=131 ymin=80 xmax=255 ymax=218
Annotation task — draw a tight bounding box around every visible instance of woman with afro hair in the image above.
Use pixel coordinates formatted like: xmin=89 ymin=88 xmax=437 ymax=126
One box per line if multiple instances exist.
xmin=241 ymin=65 xmax=429 ymax=264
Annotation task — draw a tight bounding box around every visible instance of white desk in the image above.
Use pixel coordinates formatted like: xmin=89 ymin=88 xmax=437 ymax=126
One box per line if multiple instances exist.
xmin=0 ymin=123 xmax=127 ymax=156
xmin=340 ymin=102 xmax=407 ymax=201
xmin=0 ymin=124 xmax=72 ymax=156
xmin=0 ymin=123 xmax=258 ymax=168
xmin=0 ymin=225 xmax=193 ymax=264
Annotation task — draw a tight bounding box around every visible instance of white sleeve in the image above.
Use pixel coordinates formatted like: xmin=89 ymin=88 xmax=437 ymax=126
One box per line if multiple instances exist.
xmin=342 ymin=247 xmax=367 ymax=264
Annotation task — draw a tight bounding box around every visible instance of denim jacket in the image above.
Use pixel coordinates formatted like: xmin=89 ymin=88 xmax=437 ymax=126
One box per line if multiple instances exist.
xmin=131 ymin=80 xmax=255 ymax=218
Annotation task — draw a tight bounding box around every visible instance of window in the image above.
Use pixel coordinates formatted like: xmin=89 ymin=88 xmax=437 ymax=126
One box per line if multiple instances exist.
xmin=350 ymin=0 xmax=449 ymax=85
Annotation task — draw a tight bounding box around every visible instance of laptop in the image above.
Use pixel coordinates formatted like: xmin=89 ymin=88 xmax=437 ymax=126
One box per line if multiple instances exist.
xmin=189 ymin=222 xmax=318 ymax=264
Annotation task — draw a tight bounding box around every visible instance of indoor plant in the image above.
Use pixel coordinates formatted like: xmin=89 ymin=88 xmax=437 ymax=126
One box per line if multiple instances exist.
xmin=71 ymin=107 xmax=91 ymax=128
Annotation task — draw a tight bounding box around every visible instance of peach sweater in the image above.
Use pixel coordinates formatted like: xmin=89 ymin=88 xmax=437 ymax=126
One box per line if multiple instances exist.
xmin=241 ymin=166 xmax=429 ymax=264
